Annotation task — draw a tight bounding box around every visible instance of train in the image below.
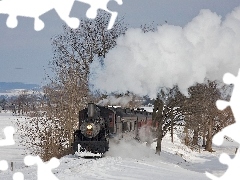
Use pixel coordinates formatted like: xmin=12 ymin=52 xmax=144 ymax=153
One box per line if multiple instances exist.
xmin=72 ymin=103 xmax=153 ymax=155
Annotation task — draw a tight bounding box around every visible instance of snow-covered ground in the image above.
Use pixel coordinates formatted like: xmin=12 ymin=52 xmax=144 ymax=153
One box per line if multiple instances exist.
xmin=0 ymin=111 xmax=26 ymax=170
xmin=0 ymin=111 xmax=238 ymax=180
xmin=0 ymin=89 xmax=39 ymax=97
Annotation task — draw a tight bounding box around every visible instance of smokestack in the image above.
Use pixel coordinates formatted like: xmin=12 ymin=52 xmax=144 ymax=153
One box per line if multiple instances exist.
xmin=88 ymin=103 xmax=95 ymax=118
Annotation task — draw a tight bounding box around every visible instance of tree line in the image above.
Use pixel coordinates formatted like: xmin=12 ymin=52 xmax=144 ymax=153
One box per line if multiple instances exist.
xmin=153 ymin=81 xmax=234 ymax=154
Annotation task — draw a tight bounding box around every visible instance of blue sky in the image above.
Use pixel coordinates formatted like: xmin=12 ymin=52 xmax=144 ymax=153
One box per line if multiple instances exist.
xmin=0 ymin=0 xmax=239 ymax=85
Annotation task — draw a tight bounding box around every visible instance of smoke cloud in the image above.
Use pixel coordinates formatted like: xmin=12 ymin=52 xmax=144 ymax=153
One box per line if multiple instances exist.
xmin=97 ymin=95 xmax=133 ymax=107
xmin=90 ymin=7 xmax=240 ymax=98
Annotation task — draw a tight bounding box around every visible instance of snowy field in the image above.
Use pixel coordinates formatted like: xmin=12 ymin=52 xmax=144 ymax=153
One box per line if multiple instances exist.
xmin=0 ymin=111 xmax=238 ymax=180
xmin=0 ymin=111 xmax=27 ymax=171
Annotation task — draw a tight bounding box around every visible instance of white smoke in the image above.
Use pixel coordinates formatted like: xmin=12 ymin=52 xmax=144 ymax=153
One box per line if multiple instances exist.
xmin=138 ymin=125 xmax=154 ymax=144
xmin=97 ymin=94 xmax=133 ymax=107
xmin=106 ymin=139 xmax=153 ymax=159
xmin=90 ymin=7 xmax=240 ymax=98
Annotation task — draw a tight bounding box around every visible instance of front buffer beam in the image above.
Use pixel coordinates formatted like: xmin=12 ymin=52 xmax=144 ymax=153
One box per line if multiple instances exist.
xmin=73 ymin=140 xmax=109 ymax=154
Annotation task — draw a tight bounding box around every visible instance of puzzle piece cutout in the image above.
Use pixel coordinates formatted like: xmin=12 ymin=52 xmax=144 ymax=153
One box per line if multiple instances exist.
xmin=0 ymin=160 xmax=24 ymax=180
xmin=0 ymin=126 xmax=15 ymax=171
xmin=24 ymin=155 xmax=60 ymax=180
xmin=206 ymin=149 xmax=240 ymax=180
xmin=0 ymin=159 xmax=8 ymax=171
xmin=0 ymin=126 xmax=15 ymax=146
xmin=0 ymin=0 xmax=122 ymax=31
xmin=206 ymin=69 xmax=240 ymax=179
xmin=0 ymin=0 xmax=80 ymax=31
xmin=0 ymin=126 xmax=59 ymax=179
xmin=13 ymin=172 xmax=24 ymax=180
xmin=77 ymin=0 xmax=123 ymax=30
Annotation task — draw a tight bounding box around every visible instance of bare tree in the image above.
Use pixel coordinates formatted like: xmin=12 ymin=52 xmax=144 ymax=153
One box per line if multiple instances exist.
xmin=10 ymin=90 xmax=40 ymax=115
xmin=184 ymin=80 xmax=234 ymax=152
xmin=17 ymin=11 xmax=127 ymax=161
xmin=153 ymin=80 xmax=234 ymax=154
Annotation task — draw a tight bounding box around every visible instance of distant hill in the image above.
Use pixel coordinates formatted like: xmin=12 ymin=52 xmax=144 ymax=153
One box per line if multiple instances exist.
xmin=0 ymin=82 xmax=40 ymax=93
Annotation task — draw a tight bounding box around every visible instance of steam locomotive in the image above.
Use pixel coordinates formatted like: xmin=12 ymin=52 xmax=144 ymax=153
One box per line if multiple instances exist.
xmin=72 ymin=103 xmax=153 ymax=155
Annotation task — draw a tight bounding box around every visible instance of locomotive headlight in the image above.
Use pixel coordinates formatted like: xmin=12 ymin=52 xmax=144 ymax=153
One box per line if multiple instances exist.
xmin=87 ymin=124 xmax=93 ymax=130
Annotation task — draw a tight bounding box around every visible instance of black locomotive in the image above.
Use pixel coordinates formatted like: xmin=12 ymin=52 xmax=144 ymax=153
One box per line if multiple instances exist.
xmin=72 ymin=103 xmax=153 ymax=155
xmin=72 ymin=103 xmax=113 ymax=154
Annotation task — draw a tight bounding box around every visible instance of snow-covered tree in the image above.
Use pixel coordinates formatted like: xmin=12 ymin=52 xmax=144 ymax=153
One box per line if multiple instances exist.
xmin=153 ymin=86 xmax=185 ymax=155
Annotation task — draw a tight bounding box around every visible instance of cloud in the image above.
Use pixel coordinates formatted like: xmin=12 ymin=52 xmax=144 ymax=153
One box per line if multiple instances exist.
xmin=97 ymin=95 xmax=133 ymax=107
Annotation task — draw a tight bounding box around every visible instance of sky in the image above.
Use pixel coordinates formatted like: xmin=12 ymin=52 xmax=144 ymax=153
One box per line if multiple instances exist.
xmin=0 ymin=0 xmax=240 ymax=86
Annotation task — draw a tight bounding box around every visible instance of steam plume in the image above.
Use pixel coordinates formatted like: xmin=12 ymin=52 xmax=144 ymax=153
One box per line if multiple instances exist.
xmin=90 ymin=7 xmax=240 ymax=98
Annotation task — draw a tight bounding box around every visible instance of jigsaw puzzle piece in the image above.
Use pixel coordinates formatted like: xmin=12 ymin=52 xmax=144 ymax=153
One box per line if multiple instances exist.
xmin=0 ymin=0 xmax=80 ymax=31
xmin=0 ymin=126 xmax=15 ymax=173
xmin=0 ymin=160 xmax=8 ymax=171
xmin=0 ymin=126 xmax=15 ymax=146
xmin=205 ymin=172 xmax=220 ymax=180
xmin=207 ymin=69 xmax=240 ymax=179
xmin=222 ymin=72 xmax=236 ymax=85
xmin=77 ymin=0 xmax=123 ymax=29
xmin=24 ymin=155 xmax=60 ymax=180
xmin=13 ymin=172 xmax=24 ymax=180
xmin=0 ymin=0 xmax=51 ymax=30
xmin=6 ymin=15 xmax=18 ymax=29
xmin=33 ymin=18 xmax=45 ymax=31
xmin=53 ymin=0 xmax=80 ymax=29
xmin=206 ymin=149 xmax=240 ymax=180
xmin=205 ymin=153 xmax=232 ymax=179
xmin=224 ymin=70 xmax=240 ymax=120
xmin=213 ymin=123 xmax=240 ymax=146
xmin=0 ymin=0 xmax=17 ymax=28
xmin=0 ymin=0 xmax=122 ymax=30
xmin=216 ymin=100 xmax=230 ymax=111
xmin=213 ymin=69 xmax=240 ymax=146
